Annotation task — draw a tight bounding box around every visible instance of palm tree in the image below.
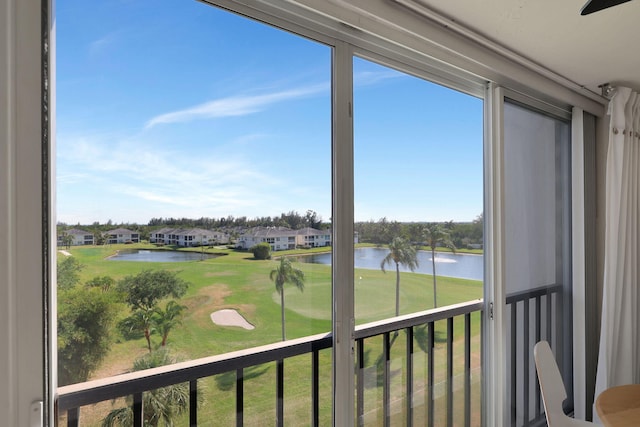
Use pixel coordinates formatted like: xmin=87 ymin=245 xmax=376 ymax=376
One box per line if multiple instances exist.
xmin=101 ymin=231 xmax=111 ymax=246
xmin=380 ymin=236 xmax=419 ymax=317
xmin=270 ymin=257 xmax=305 ymax=341
xmin=102 ymin=349 xmax=190 ymax=427
xmin=152 ymin=300 xmax=186 ymax=347
xmin=118 ymin=308 xmax=155 ymax=352
xmin=60 ymin=231 xmax=73 ymax=249
xmin=423 ymin=223 xmax=456 ymax=308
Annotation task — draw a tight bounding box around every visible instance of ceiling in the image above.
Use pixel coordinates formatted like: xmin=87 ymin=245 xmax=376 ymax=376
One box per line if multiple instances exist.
xmin=409 ymin=0 xmax=640 ymax=96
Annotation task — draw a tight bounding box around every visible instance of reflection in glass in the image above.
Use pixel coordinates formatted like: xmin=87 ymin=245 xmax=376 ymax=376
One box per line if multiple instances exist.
xmin=352 ymin=56 xmax=483 ymax=426
xmin=353 ymin=57 xmax=483 ymax=324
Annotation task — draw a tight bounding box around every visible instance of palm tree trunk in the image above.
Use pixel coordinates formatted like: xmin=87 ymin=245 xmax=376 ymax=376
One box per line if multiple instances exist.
xmin=431 ymin=246 xmax=438 ymax=308
xmin=144 ymin=328 xmax=152 ymax=352
xmin=431 ymin=247 xmax=438 ymax=308
xmin=280 ymin=291 xmax=286 ymax=341
xmin=395 ymin=262 xmax=400 ymax=316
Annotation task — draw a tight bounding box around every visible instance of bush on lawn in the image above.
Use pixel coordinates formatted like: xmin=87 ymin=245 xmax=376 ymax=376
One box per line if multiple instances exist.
xmin=250 ymin=242 xmax=272 ymax=260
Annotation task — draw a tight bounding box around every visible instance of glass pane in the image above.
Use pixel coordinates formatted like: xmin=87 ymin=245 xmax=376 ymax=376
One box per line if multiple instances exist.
xmin=352 ymin=56 xmax=483 ymax=426
xmin=503 ymin=100 xmax=572 ymax=426
xmin=353 ymin=56 xmax=484 ymax=320
xmin=56 ymin=0 xmax=332 ymax=424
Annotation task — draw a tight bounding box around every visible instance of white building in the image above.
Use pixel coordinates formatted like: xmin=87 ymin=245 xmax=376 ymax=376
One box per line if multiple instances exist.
xmin=150 ymin=227 xmax=229 ymax=246
xmin=237 ymin=227 xmax=333 ymax=251
xmin=57 ymin=229 xmax=94 ymax=246
xmin=106 ymin=228 xmax=140 ymax=244
xmin=296 ymin=227 xmax=331 ymax=248
xmin=236 ymin=226 xmax=298 ymax=251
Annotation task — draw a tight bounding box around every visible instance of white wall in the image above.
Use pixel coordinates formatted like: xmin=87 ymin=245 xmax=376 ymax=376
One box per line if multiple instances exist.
xmin=0 ymin=0 xmax=48 ymax=425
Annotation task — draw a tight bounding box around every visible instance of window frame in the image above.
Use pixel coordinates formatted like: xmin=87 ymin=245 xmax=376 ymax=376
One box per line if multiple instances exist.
xmin=0 ymin=0 xmax=603 ymax=426
xmin=1 ymin=0 xmax=54 ymax=424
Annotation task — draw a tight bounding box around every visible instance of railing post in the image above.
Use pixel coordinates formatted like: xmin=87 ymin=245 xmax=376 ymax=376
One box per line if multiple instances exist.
xmin=67 ymin=407 xmax=79 ymax=427
xmin=555 ymin=290 xmax=564 ymax=382
xmin=546 ymin=293 xmax=552 ymax=342
xmin=236 ymin=368 xmax=243 ymax=427
xmin=510 ymin=303 xmax=517 ymax=426
xmin=277 ymin=359 xmax=284 ymax=427
xmin=480 ymin=309 xmax=485 ymax=426
xmin=406 ymin=327 xmax=413 ymax=427
xmin=312 ymin=350 xmax=319 ymax=427
xmin=535 ymin=296 xmax=542 ymax=420
xmin=428 ymin=321 xmax=434 ymax=427
xmin=465 ymin=313 xmax=471 ymax=427
xmin=447 ymin=317 xmax=454 ymax=427
xmin=523 ymin=299 xmax=530 ymax=426
xmin=190 ymin=379 xmax=198 ymax=427
xmin=357 ymin=338 xmax=364 ymax=427
xmin=133 ymin=392 xmax=143 ymax=427
xmin=383 ymin=332 xmax=391 ymax=427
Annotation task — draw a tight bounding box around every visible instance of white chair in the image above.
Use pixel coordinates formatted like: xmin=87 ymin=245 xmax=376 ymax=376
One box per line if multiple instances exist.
xmin=533 ymin=340 xmax=596 ymax=426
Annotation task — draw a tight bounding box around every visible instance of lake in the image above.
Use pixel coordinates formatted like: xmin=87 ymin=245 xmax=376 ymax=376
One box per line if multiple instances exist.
xmin=295 ymin=247 xmax=483 ymax=281
xmin=108 ymin=249 xmax=220 ymax=262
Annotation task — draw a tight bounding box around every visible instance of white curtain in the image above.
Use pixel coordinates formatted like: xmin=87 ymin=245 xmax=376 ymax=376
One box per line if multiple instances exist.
xmin=595 ymin=87 xmax=640 ymax=400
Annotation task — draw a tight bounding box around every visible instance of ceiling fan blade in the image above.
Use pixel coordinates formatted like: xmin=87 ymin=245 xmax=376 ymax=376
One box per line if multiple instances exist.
xmin=581 ymin=0 xmax=633 ymax=15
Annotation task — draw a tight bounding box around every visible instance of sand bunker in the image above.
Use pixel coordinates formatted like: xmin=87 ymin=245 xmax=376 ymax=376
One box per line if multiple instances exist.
xmin=211 ymin=309 xmax=255 ymax=330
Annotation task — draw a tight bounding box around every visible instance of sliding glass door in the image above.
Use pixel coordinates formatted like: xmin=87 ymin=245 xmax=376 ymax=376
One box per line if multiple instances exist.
xmin=501 ymin=96 xmax=573 ymax=426
xmin=352 ymin=54 xmax=484 ymax=426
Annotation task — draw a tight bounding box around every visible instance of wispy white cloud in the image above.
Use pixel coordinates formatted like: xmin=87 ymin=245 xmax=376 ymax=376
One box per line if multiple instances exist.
xmin=56 ymin=135 xmax=295 ymax=221
xmin=144 ymin=83 xmax=329 ymax=129
xmin=229 ymin=133 xmax=268 ymax=146
xmin=56 ymin=172 xmax=90 ymax=185
xmin=57 ymin=80 xmax=337 ymax=223
xmin=353 ymin=69 xmax=405 ymax=87
xmin=88 ymin=30 xmax=124 ymax=56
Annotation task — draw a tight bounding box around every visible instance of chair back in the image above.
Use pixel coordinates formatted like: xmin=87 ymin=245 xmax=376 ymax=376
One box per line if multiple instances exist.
xmin=533 ymin=340 xmax=596 ymax=426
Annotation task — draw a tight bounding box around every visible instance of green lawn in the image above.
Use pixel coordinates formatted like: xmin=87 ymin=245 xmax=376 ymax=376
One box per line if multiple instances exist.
xmin=59 ymin=243 xmax=482 ymax=426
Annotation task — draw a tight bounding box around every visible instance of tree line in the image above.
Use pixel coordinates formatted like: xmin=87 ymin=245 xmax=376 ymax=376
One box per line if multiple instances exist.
xmin=355 ymin=214 xmax=483 ymax=249
xmin=58 ymin=211 xmax=483 ymax=249
xmin=148 ymin=209 xmax=326 ymax=230
xmin=57 ymin=209 xmax=327 ymax=243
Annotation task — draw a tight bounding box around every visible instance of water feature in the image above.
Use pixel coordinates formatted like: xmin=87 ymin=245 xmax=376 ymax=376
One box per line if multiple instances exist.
xmin=108 ymin=249 xmax=220 ymax=262
xmin=295 ymin=247 xmax=483 ymax=281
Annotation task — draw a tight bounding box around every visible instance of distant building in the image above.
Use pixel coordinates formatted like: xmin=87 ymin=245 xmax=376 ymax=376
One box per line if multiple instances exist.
xmin=149 ymin=227 xmax=229 ymax=247
xmin=106 ymin=228 xmax=140 ymax=244
xmin=237 ymin=226 xmax=333 ymax=251
xmin=296 ymin=227 xmax=331 ymax=248
xmin=236 ymin=226 xmax=298 ymax=251
xmin=57 ymin=228 xmax=94 ymax=246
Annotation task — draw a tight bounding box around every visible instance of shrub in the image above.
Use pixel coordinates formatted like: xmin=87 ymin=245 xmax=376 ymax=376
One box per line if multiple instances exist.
xmin=58 ymin=287 xmax=117 ymax=386
xmin=57 ymin=256 xmax=84 ymax=290
xmin=250 ymin=242 xmax=272 ymax=260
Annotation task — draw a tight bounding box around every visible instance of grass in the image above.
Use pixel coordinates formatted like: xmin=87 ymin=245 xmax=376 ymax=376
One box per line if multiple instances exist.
xmin=58 ymin=243 xmax=483 ymax=426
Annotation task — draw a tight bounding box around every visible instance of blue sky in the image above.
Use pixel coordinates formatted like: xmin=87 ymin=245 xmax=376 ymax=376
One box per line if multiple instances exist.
xmin=56 ymin=0 xmax=483 ymax=225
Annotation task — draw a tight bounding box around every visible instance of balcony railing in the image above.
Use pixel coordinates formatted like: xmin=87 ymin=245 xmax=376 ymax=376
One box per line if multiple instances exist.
xmin=354 ymin=300 xmax=483 ymax=427
xmin=57 ymin=300 xmax=483 ymax=427
xmin=506 ymin=283 xmax=565 ymax=427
